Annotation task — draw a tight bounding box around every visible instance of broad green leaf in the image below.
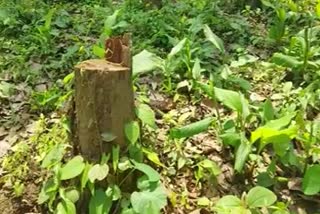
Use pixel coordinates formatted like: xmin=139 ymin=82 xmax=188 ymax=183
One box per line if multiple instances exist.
xmin=220 ymin=132 xmax=241 ymax=148
xmin=214 ymin=87 xmax=249 ymax=119
xmin=60 ymin=156 xmax=85 ymax=180
xmin=133 ymin=50 xmax=162 ymax=77
xmin=251 ymin=114 xmax=295 ymax=144
xmin=88 ymin=164 xmax=109 ymax=183
xmin=125 ymin=121 xmax=140 ymax=144
xmin=142 ymin=148 xmax=164 ymax=167
xmin=198 ymin=159 xmax=221 ymax=176
xmin=89 ymin=189 xmax=112 ymax=214
xmin=168 ymin=38 xmax=187 ymax=59
xmin=250 ymin=114 xmax=298 ymax=146
xmin=257 ymin=172 xmax=275 ymax=187
xmin=192 ymin=58 xmax=202 ymax=80
xmin=216 ymin=195 xmax=242 ymax=207
xmin=234 ymin=137 xmax=251 ymax=173
xmin=41 ymin=144 xmax=66 ymax=168
xmin=263 ymin=99 xmax=274 ymax=122
xmin=214 ymin=87 xmax=242 ymax=111
xmin=103 ymin=10 xmax=120 ymax=36
xmin=170 ymin=117 xmax=213 ymax=139
xmin=247 ymin=186 xmax=277 ymax=208
xmin=56 ymin=202 xmax=67 ymax=214
xmin=130 ymin=185 xmax=167 ymax=214
xmin=65 ymin=189 xmax=80 ymax=203
xmin=203 ymin=24 xmax=225 ymax=53
xmin=271 ymin=53 xmax=303 ymax=69
xmin=132 ymin=160 xmax=160 ymax=182
xmin=265 ymin=114 xmax=295 ymax=129
xmin=93 ymin=45 xmax=105 ymax=58
xmin=302 ymin=165 xmax=320 ymax=195
xmin=135 ymin=104 xmax=156 ymax=128
xmin=197 ymin=197 xmax=210 ymax=206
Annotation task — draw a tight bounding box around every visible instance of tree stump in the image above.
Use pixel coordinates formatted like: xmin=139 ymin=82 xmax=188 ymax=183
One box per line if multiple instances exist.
xmin=74 ymin=35 xmax=134 ymax=161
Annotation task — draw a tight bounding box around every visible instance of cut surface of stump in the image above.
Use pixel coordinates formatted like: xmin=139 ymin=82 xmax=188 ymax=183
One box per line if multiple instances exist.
xmin=74 ymin=35 xmax=134 ymax=161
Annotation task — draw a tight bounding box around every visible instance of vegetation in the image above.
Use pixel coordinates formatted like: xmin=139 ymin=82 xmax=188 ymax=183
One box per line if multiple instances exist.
xmin=0 ymin=0 xmax=320 ymax=213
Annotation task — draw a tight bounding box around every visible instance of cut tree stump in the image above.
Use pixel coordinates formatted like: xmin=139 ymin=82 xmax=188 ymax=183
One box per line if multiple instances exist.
xmin=74 ymin=35 xmax=134 ymax=161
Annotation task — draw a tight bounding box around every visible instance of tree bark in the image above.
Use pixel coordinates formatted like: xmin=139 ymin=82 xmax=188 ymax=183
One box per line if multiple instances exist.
xmin=74 ymin=35 xmax=134 ymax=161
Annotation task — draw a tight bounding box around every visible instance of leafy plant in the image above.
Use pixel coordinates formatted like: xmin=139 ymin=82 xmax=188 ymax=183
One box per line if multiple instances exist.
xmin=214 ymin=186 xmax=280 ymax=214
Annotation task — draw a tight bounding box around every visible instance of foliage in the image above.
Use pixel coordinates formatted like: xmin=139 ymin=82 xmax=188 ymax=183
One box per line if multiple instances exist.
xmin=1 ymin=0 xmax=320 ymax=213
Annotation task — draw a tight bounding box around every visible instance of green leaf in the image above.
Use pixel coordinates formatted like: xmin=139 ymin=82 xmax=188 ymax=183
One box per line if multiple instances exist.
xmin=41 ymin=144 xmax=66 ymax=168
xmin=220 ymin=132 xmax=241 ymax=148
xmin=132 ymin=50 xmax=163 ymax=77
xmin=263 ymin=99 xmax=274 ymax=122
xmin=316 ymin=2 xmax=320 ymax=18
xmin=234 ymin=137 xmax=251 ymax=173
xmin=302 ymin=165 xmax=320 ymax=195
xmin=132 ymin=160 xmax=160 ymax=182
xmin=197 ymin=81 xmax=214 ymax=98
xmin=44 ymin=8 xmax=55 ymax=30
xmin=198 ymin=159 xmax=221 ymax=176
xmin=271 ymin=53 xmax=303 ymax=69
xmin=257 ymin=172 xmax=275 ymax=187
xmin=265 ymin=114 xmax=295 ymax=129
xmin=214 ymin=87 xmax=249 ymax=119
xmin=197 ymin=197 xmax=210 ymax=206
xmin=247 ymin=186 xmax=277 ymax=208
xmin=251 ymin=114 xmax=296 ymax=144
xmin=81 ymin=163 xmax=91 ymax=190
xmin=37 ymin=178 xmax=58 ymax=204
xmin=203 ymin=24 xmax=225 ymax=53
xmin=65 ymin=189 xmax=80 ymax=203
xmin=130 ymin=185 xmax=167 ymax=214
xmin=106 ymin=184 xmax=122 ymax=201
xmin=60 ymin=156 xmax=85 ymax=180
xmin=103 ymin=10 xmax=120 ymax=37
xmin=93 ymin=45 xmax=105 ymax=58
xmin=216 ymin=195 xmax=242 ymax=207
xmin=170 ymin=117 xmax=213 ymax=139
xmin=168 ymin=38 xmax=187 ymax=59
xmin=192 ymin=58 xmax=202 ymax=80
xmin=230 ymin=55 xmax=258 ymax=68
xmin=112 ymin=145 xmax=120 ymax=172
xmin=101 ymin=132 xmax=117 ymax=142
xmin=56 ymin=202 xmax=67 ymax=214
xmin=88 ymin=164 xmax=109 ymax=183
xmin=142 ymin=148 xmax=164 ymax=167
xmin=135 ymin=104 xmax=156 ymax=128
xmin=125 ymin=121 xmax=140 ymax=144
xmin=89 ymin=189 xmax=112 ymax=214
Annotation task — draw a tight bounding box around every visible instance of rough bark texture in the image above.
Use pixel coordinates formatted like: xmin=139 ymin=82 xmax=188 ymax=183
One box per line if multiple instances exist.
xmin=74 ymin=35 xmax=134 ymax=161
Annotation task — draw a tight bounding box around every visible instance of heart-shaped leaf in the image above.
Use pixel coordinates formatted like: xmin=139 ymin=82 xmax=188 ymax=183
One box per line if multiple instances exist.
xmin=125 ymin=121 xmax=140 ymax=144
xmin=60 ymin=156 xmax=85 ymax=180
xmin=247 ymin=186 xmax=277 ymax=208
xmin=88 ymin=164 xmax=109 ymax=183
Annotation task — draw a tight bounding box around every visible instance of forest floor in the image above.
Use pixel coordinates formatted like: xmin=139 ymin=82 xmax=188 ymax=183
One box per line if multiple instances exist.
xmin=0 ymin=1 xmax=320 ymax=214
